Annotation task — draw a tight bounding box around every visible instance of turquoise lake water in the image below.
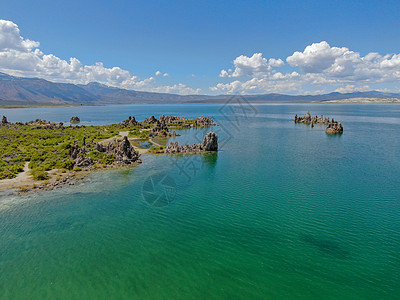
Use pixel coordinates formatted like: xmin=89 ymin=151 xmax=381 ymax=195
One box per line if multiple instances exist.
xmin=0 ymin=103 xmax=399 ymax=299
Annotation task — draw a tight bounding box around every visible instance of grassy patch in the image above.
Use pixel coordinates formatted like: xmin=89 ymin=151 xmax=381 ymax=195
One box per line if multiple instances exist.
xmin=149 ymin=146 xmax=165 ymax=154
xmin=0 ymin=122 xmax=136 ymax=179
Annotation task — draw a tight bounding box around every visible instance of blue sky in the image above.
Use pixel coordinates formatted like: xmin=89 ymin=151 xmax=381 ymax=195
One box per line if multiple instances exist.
xmin=1 ymin=0 xmax=400 ymax=95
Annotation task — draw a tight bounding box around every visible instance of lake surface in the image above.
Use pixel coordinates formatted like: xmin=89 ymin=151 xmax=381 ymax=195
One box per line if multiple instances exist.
xmin=0 ymin=103 xmax=399 ymax=299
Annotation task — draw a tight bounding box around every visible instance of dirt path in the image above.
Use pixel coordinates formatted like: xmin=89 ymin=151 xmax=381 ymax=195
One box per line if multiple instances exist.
xmin=0 ymin=162 xmax=34 ymax=192
xmin=0 ymin=131 xmax=148 ymax=192
xmin=149 ymin=138 xmax=163 ymax=147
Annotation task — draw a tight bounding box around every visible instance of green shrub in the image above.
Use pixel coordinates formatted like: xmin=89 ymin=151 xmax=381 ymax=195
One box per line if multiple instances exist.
xmin=61 ymin=160 xmax=75 ymax=170
xmin=11 ymin=156 xmax=25 ymax=162
xmin=149 ymin=146 xmax=165 ymax=154
xmin=0 ymin=171 xmax=15 ymax=180
xmin=31 ymin=169 xmax=49 ymax=180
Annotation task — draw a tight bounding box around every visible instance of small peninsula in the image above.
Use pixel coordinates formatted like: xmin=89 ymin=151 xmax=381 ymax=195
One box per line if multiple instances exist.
xmin=0 ymin=115 xmax=217 ymax=193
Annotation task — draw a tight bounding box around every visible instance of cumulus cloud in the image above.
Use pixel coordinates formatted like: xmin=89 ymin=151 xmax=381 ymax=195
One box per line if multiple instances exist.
xmin=212 ymin=41 xmax=400 ymax=94
xmin=0 ymin=20 xmax=39 ymax=51
xmin=151 ymin=83 xmax=201 ymax=95
xmin=3 ymin=20 xmax=400 ymax=96
xmin=0 ymin=19 xmax=200 ymax=95
xmin=210 ymin=77 xmax=303 ymax=94
xmin=286 ymin=41 xmax=351 ymax=73
xmin=287 ymin=41 xmax=400 ymax=81
xmin=334 ymin=84 xmax=371 ymax=93
xmin=219 ymin=53 xmax=284 ymax=77
xmin=0 ymin=19 xmax=151 ymax=89
xmin=155 ymin=70 xmax=169 ymax=77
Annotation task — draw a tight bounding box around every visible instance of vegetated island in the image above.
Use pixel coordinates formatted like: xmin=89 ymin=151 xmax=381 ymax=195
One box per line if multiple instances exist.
xmin=0 ymin=115 xmax=217 ymax=194
xmin=295 ymin=112 xmax=343 ymax=134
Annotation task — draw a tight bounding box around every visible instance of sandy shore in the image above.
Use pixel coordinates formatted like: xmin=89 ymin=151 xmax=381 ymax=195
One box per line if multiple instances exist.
xmin=0 ymin=162 xmax=33 ymax=191
xmin=321 ymin=97 xmax=400 ymax=104
xmin=0 ymin=162 xmax=77 ymax=193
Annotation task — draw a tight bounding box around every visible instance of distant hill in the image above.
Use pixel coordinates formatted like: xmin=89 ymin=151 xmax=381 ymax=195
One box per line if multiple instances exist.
xmin=0 ymin=72 xmax=399 ymax=105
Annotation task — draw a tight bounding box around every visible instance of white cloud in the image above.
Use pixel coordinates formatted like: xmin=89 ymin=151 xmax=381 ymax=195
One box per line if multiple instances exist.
xmin=271 ymin=71 xmax=299 ymax=80
xmin=2 ymin=20 xmax=400 ymax=96
xmin=0 ymin=20 xmax=39 ymax=52
xmin=212 ymin=41 xmax=400 ymax=94
xmin=151 ymin=83 xmax=201 ymax=95
xmin=334 ymin=85 xmax=371 ymax=93
xmin=220 ymin=53 xmax=284 ymax=77
xmin=210 ymin=77 xmax=302 ymax=94
xmin=287 ymin=41 xmax=400 ymax=81
xmin=303 ymin=89 xmax=326 ymax=95
xmin=286 ymin=41 xmax=351 ymax=73
xmin=0 ymin=19 xmax=201 ymax=95
xmin=219 ymin=69 xmax=229 ymax=77
xmin=269 ymin=58 xmax=285 ymax=67
xmin=155 ymin=70 xmax=169 ymax=77
xmin=0 ymin=20 xmax=151 ymax=89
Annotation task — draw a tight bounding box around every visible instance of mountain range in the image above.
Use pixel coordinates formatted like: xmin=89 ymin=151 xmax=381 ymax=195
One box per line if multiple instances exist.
xmin=1 ymin=72 xmax=399 ymax=105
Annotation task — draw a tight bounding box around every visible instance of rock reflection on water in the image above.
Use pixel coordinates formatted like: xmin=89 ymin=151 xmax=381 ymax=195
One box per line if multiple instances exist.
xmin=203 ymin=152 xmax=218 ymax=167
xmin=300 ymin=234 xmax=350 ymax=259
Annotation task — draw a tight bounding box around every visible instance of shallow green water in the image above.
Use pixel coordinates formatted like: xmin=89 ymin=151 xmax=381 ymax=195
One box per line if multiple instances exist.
xmin=0 ymin=104 xmax=400 ymax=299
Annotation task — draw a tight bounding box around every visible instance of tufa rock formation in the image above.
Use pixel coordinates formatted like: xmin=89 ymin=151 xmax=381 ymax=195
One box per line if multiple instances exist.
xmin=165 ymin=131 xmax=218 ymax=153
xmin=1 ymin=116 xmax=8 ymax=125
xmin=325 ymin=120 xmax=344 ymax=134
xmin=295 ymin=112 xmax=330 ymax=124
xmin=195 ymin=116 xmax=216 ymax=127
xmin=163 ymin=115 xmax=215 ymax=127
xmin=295 ymin=112 xmax=344 ymax=134
xmin=121 ymin=116 xmax=139 ymax=126
xmin=96 ymin=136 xmax=141 ymax=164
xmin=148 ymin=119 xmax=169 ymax=137
xmin=70 ymin=116 xmax=80 ymax=124
xmin=70 ymin=136 xmax=141 ymax=167
xmin=201 ymin=131 xmax=218 ymax=151
xmin=144 ymin=115 xmax=157 ymax=124
xmin=75 ymin=156 xmax=93 ymax=167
